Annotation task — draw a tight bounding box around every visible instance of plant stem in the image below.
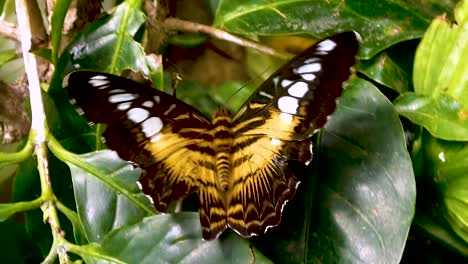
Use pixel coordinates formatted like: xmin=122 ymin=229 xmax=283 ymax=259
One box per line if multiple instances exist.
xmin=16 ymin=0 xmax=68 ymax=262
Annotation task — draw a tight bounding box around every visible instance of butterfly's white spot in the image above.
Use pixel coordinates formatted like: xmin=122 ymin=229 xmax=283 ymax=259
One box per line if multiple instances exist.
xmin=154 ymin=95 xmax=160 ymax=104
xmin=117 ymin=102 xmax=132 ymax=111
xmin=69 ymin=98 xmax=76 ymax=105
xmin=141 ymin=117 xmax=163 ymax=137
xmin=145 ymin=194 xmax=154 ymax=205
xmin=270 ymin=138 xmax=281 ymax=146
xmin=305 ymin=143 xmax=313 ymax=165
xmin=304 ymin=57 xmax=320 ymax=64
xmin=150 ymin=133 xmax=163 ymax=143
xmin=164 ymin=104 xmax=176 ymax=115
xmin=143 ymin=101 xmax=154 ymax=108
xmin=109 ymin=89 xmax=126 ymax=94
xmin=127 ymin=107 xmax=149 ymax=123
xmin=62 ymin=74 xmax=71 ymax=87
xmin=89 ymin=75 xmax=110 ymax=89
xmin=76 ymin=107 xmax=84 ymax=115
xmin=278 ymin=96 xmax=299 ymax=114
xmin=316 ymin=39 xmax=337 ymax=54
xmin=273 ymin=77 xmax=280 ymax=86
xmin=136 ymin=181 xmax=143 ymax=190
xmin=288 ymin=82 xmax=308 ymax=98
xmin=109 ymin=93 xmax=138 ymax=103
xmin=90 ymin=75 xmax=107 ymax=80
xmin=296 ymin=62 xmax=321 ymax=74
xmin=259 ymin=91 xmax=274 ymax=99
xmin=301 ymin=74 xmax=316 ymax=81
xmin=279 ymin=112 xmax=293 ymax=123
xmin=281 ymin=79 xmax=293 ymax=88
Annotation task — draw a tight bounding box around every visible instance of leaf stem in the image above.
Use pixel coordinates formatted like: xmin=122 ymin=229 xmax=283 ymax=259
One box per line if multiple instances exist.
xmin=0 ymin=132 xmax=34 ymax=166
xmin=163 ymin=17 xmax=292 ymax=59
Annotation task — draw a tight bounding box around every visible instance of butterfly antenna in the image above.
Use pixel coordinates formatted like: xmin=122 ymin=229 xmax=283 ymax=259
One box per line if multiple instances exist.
xmin=164 ymin=58 xmax=186 ymax=97
xmin=224 ymin=65 xmax=274 ymax=105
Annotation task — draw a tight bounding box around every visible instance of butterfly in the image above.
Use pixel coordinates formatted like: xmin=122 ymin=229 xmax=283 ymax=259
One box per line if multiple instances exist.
xmin=63 ymin=32 xmax=359 ymax=240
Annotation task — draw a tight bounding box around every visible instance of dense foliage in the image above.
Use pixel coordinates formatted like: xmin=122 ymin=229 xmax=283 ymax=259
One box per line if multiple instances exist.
xmin=0 ymin=0 xmax=467 ymax=263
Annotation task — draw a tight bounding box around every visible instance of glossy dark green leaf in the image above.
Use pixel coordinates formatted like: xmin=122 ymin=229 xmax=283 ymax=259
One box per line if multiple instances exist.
xmin=66 ymin=150 xmax=155 ymax=243
xmin=0 ymin=220 xmax=42 ymax=263
xmin=309 ymin=78 xmax=415 ymax=263
xmin=255 ymin=78 xmax=415 ymax=263
xmin=359 ymin=52 xmax=410 ymax=94
xmin=62 ymin=1 xmax=148 ymax=75
xmin=82 ymin=213 xmax=271 ymax=264
xmin=394 ymin=93 xmax=468 ymax=141
xmin=214 ymin=0 xmax=436 ymax=58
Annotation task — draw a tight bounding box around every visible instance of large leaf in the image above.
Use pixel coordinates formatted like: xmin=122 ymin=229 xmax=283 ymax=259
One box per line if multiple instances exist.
xmin=80 ymin=214 xmax=271 ymax=264
xmin=57 ymin=1 xmax=148 ymax=76
xmin=394 ymin=93 xmax=468 ymax=141
xmin=66 ymin=150 xmax=155 ymax=243
xmin=256 ymin=78 xmax=415 ymax=263
xmin=213 ymin=0 xmax=443 ymax=58
xmin=311 ymin=78 xmax=415 ymax=262
xmin=413 ymin=0 xmax=468 ymax=102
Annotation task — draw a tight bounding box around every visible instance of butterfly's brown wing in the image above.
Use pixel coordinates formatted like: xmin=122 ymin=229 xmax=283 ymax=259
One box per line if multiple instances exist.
xmin=227 ymin=32 xmax=360 ymax=237
xmin=64 ymin=71 xmax=228 ymax=239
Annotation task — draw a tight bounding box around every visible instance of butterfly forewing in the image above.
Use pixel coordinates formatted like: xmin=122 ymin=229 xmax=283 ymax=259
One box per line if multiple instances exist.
xmin=64 ymin=32 xmax=359 ymax=240
xmin=234 ymin=31 xmax=359 ymax=139
xmin=64 ymin=71 xmax=226 ymax=220
xmin=226 ymin=32 xmax=359 ymax=236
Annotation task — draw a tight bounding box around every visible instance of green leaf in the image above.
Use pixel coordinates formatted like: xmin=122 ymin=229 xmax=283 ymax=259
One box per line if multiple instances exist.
xmin=359 ymin=52 xmax=410 ymax=94
xmin=169 ymin=33 xmax=210 ymax=48
xmin=50 ymin=0 xmax=72 ymax=63
xmin=82 ymin=214 xmax=271 ymax=264
xmin=425 ymin=137 xmax=468 ymax=244
xmin=413 ymin=214 xmax=468 ymax=257
xmin=175 ymin=80 xmax=219 ymax=116
xmin=0 ymin=200 xmax=41 ymax=222
xmin=413 ymin=0 xmax=468 ymax=101
xmin=62 ymin=1 xmax=148 ymax=75
xmin=255 ymin=78 xmax=415 ymax=263
xmin=394 ymin=93 xmax=468 ymax=141
xmin=311 ymin=78 xmax=415 ymax=263
xmin=66 ymin=150 xmax=155 ymax=243
xmin=214 ymin=0 xmax=436 ymax=58
xmin=0 ymin=220 xmax=42 ymax=263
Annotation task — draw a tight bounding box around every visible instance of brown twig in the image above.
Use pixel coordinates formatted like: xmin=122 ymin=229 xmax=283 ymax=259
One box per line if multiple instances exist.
xmin=163 ymin=17 xmax=292 ymax=59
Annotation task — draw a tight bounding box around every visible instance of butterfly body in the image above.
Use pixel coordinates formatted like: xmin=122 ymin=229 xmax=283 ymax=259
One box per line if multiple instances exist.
xmin=64 ymin=32 xmax=359 ymax=240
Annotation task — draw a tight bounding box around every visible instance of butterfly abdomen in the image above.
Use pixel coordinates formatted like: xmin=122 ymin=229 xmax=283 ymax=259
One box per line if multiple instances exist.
xmin=212 ymin=108 xmax=234 ymax=191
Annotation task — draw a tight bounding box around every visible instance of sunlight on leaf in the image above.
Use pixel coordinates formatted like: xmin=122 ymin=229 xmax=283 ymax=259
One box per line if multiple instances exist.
xmin=66 ymin=150 xmax=155 ymax=243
